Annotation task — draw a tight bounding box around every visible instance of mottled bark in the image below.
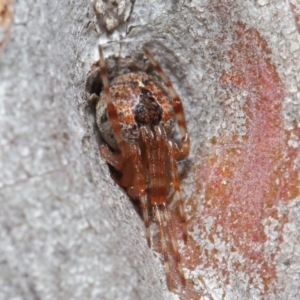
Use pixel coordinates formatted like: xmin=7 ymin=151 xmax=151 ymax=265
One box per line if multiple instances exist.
xmin=0 ymin=1 xmax=299 ymax=300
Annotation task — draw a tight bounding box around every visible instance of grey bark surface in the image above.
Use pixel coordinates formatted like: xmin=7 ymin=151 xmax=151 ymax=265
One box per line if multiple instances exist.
xmin=0 ymin=1 xmax=164 ymax=300
xmin=1 ymin=1 xmax=300 ymax=300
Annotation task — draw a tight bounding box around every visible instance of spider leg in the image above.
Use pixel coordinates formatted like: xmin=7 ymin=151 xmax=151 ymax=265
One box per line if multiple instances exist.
xmin=154 ymin=126 xmax=167 ymax=204
xmin=166 ymin=139 xmax=188 ymax=244
xmin=153 ymin=203 xmax=172 ymax=290
xmin=144 ymin=125 xmax=185 ymax=288
xmin=155 ymin=125 xmax=187 ymax=243
xmin=161 ymin=203 xmax=186 ymax=287
xmin=129 ymin=143 xmax=151 ymax=247
xmin=140 ymin=126 xmax=162 ymax=206
xmin=140 ymin=125 xmax=168 ymax=214
xmin=99 ymin=145 xmax=123 ymax=171
xmin=141 ymin=125 xmax=173 ymax=285
xmin=98 ymin=45 xmax=130 ymax=158
xmin=143 ymin=48 xmax=190 ymax=159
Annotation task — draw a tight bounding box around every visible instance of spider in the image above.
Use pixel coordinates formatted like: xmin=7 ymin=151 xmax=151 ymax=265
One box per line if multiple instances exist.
xmin=95 ymin=45 xmax=190 ymax=290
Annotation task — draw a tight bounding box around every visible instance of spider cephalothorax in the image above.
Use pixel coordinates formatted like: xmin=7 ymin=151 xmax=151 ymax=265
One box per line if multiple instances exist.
xmin=95 ymin=45 xmax=190 ymax=290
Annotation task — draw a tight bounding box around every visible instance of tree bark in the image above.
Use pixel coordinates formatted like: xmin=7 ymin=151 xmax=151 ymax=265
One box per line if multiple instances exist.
xmin=1 ymin=1 xmax=299 ymax=299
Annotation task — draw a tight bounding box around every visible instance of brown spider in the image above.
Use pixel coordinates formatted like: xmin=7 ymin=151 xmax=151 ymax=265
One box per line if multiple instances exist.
xmin=96 ymin=45 xmax=190 ymax=290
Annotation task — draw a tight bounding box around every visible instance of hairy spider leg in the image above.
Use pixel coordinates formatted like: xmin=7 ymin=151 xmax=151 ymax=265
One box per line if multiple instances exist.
xmin=98 ymin=45 xmax=130 ymax=158
xmin=153 ymin=203 xmax=172 ymax=290
xmin=100 ymin=143 xmax=150 ymax=244
xmin=161 ymin=203 xmax=186 ymax=287
xmin=156 ymin=125 xmax=186 ymax=286
xmin=129 ymin=143 xmax=151 ymax=247
xmin=141 ymin=126 xmax=168 ymax=207
xmin=166 ymin=140 xmax=188 ymax=243
xmin=141 ymin=126 xmax=161 ymax=248
xmin=141 ymin=125 xmax=186 ymax=289
xmin=143 ymin=48 xmax=190 ymax=159
xmin=99 ymin=145 xmax=123 ymax=171
xmin=153 ymin=125 xmax=167 ymax=204
xmin=141 ymin=125 xmax=169 ymax=253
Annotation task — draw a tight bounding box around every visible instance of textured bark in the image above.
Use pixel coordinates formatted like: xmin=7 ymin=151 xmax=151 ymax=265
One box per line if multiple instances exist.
xmin=0 ymin=1 xmax=299 ymax=300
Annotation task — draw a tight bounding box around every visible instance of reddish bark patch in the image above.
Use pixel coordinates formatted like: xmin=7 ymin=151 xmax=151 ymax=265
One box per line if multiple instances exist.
xmin=180 ymin=22 xmax=299 ymax=298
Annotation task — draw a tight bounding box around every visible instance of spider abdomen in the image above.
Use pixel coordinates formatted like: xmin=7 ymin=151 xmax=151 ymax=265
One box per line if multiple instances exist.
xmin=96 ymin=72 xmax=175 ymax=150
